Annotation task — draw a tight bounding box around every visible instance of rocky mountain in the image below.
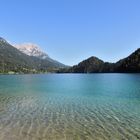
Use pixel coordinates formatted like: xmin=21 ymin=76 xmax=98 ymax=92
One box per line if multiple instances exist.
xmin=14 ymin=43 xmax=49 ymax=59
xmin=14 ymin=43 xmax=65 ymax=69
xmin=0 ymin=37 xmax=65 ymax=73
xmin=58 ymin=48 xmax=140 ymax=73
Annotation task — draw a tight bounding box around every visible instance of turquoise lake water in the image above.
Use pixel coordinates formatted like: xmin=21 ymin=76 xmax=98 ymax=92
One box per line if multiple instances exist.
xmin=0 ymin=74 xmax=140 ymax=140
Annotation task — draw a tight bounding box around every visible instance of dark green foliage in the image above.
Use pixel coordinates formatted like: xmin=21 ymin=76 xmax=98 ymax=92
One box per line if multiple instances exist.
xmin=115 ymin=48 xmax=140 ymax=72
xmin=58 ymin=48 xmax=140 ymax=73
xmin=69 ymin=57 xmax=104 ymax=73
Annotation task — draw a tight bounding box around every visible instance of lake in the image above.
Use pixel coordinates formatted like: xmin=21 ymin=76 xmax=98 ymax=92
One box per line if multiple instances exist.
xmin=0 ymin=74 xmax=140 ymax=140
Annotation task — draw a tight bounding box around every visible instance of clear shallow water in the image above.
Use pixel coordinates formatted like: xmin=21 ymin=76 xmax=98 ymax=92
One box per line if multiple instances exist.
xmin=0 ymin=74 xmax=140 ymax=140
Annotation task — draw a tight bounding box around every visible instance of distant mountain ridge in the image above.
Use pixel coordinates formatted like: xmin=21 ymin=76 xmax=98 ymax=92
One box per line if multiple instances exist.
xmin=0 ymin=37 xmax=66 ymax=73
xmin=1 ymin=37 xmax=140 ymax=74
xmin=58 ymin=48 xmax=140 ymax=73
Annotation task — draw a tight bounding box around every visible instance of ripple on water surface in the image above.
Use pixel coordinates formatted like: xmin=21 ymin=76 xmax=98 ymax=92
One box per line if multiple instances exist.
xmin=0 ymin=74 xmax=140 ymax=140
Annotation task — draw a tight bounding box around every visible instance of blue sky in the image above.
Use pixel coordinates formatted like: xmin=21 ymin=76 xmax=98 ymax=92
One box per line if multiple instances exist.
xmin=1 ymin=0 xmax=140 ymax=65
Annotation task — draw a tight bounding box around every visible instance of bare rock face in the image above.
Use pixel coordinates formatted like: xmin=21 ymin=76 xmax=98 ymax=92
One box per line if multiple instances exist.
xmin=14 ymin=43 xmax=49 ymax=59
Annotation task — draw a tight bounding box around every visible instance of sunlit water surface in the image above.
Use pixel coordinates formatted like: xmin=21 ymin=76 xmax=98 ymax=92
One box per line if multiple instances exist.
xmin=0 ymin=74 xmax=140 ymax=140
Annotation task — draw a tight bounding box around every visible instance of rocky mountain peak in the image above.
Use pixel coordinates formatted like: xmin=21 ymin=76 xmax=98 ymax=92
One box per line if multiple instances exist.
xmin=14 ymin=43 xmax=49 ymax=59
